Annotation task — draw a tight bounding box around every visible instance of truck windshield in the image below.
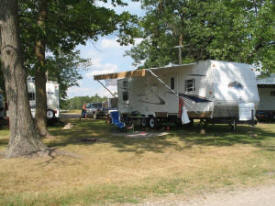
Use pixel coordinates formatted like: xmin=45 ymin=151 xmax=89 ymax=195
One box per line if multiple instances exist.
xmin=92 ymin=103 xmax=102 ymax=109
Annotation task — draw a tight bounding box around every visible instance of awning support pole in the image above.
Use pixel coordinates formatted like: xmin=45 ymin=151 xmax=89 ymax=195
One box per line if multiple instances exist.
xmin=97 ymin=80 xmax=116 ymax=97
xmin=147 ymin=69 xmax=178 ymax=97
xmin=147 ymin=69 xmax=196 ymax=109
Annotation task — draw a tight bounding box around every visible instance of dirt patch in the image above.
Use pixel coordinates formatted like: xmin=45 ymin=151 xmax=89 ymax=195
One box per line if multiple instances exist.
xmin=123 ymin=184 xmax=275 ymax=206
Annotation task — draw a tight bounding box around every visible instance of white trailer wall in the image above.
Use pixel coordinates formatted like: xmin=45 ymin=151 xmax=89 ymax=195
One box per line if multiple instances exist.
xmin=258 ymin=87 xmax=275 ymax=111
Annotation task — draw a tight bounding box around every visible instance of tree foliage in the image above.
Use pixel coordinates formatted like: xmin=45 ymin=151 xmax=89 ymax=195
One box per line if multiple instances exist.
xmin=46 ymin=51 xmax=88 ymax=99
xmin=16 ymin=0 xmax=139 ymax=89
xmin=19 ymin=0 xmax=138 ymax=61
xmin=16 ymin=0 xmax=139 ymax=136
xmin=127 ymin=0 xmax=274 ymax=73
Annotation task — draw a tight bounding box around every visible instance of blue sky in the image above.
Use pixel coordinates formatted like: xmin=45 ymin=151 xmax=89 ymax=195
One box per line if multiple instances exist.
xmin=67 ymin=1 xmax=145 ymax=98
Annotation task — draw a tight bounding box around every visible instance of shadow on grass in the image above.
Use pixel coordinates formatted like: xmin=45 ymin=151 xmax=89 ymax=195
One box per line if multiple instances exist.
xmin=45 ymin=119 xmax=275 ymax=154
xmin=176 ymin=124 xmax=273 ymax=146
xmin=47 ymin=120 xmax=179 ymax=154
xmin=0 ymin=139 xmax=8 ymax=146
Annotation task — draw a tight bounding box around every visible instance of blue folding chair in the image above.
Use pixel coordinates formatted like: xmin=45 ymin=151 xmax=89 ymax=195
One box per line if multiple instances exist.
xmin=110 ymin=111 xmax=125 ymax=129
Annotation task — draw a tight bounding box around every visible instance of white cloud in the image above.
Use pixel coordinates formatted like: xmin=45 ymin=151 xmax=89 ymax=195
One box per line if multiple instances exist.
xmin=101 ymin=37 xmax=143 ymax=49
xmin=134 ymin=38 xmax=143 ymax=45
xmin=86 ymin=60 xmax=119 ymax=78
xmin=69 ymin=30 xmax=144 ymax=98
xmin=67 ymin=87 xmax=93 ymax=97
xmin=69 ymin=56 xmax=119 ymax=98
xmin=95 ymin=1 xmax=145 ymax=16
xmin=101 ymin=38 xmax=121 ymax=49
xmin=67 ymin=84 xmax=116 ymax=98
xmin=97 ymin=85 xmax=117 ymax=97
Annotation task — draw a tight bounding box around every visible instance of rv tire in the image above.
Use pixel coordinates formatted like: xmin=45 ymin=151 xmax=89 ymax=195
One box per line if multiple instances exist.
xmin=141 ymin=118 xmax=147 ymax=128
xmin=46 ymin=109 xmax=55 ymax=119
xmin=148 ymin=117 xmax=157 ymax=129
xmin=93 ymin=113 xmax=97 ymax=119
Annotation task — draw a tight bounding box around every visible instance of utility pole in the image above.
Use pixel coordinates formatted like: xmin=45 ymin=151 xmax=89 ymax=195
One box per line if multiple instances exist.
xmin=174 ymin=34 xmax=183 ymax=64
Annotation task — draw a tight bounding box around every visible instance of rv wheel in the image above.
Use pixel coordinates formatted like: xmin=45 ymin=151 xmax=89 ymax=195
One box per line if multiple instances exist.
xmin=46 ymin=110 xmax=55 ymax=119
xmin=93 ymin=113 xmax=97 ymax=119
xmin=148 ymin=117 xmax=157 ymax=129
xmin=141 ymin=118 xmax=147 ymax=128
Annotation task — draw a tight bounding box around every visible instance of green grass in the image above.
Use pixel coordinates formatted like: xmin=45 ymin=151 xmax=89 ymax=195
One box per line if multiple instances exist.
xmin=60 ymin=109 xmax=81 ymax=114
xmin=0 ymin=120 xmax=275 ymax=205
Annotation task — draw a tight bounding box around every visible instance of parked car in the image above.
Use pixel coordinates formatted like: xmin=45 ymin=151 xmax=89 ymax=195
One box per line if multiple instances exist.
xmin=85 ymin=103 xmax=105 ymax=119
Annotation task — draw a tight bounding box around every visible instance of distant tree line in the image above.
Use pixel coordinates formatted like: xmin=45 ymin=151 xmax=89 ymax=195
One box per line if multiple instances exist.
xmin=62 ymin=95 xmax=107 ymax=110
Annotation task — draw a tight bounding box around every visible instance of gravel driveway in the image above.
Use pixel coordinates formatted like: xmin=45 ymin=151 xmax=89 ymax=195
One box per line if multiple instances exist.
xmin=124 ymin=185 xmax=275 ymax=206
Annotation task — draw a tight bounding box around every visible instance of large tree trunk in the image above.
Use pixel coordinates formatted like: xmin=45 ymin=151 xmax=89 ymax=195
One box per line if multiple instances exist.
xmin=0 ymin=0 xmax=46 ymax=158
xmin=35 ymin=0 xmax=48 ymax=137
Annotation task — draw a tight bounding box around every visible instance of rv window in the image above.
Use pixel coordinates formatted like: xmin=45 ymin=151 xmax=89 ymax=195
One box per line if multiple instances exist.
xmin=185 ymin=79 xmax=195 ymax=92
xmin=123 ymin=91 xmax=128 ymax=101
xmin=228 ymin=81 xmax=243 ymax=90
xmin=270 ymin=91 xmax=275 ymax=96
xmin=170 ymin=77 xmax=175 ymax=90
xmin=123 ymin=81 xmax=128 ymax=88
xmin=28 ymin=92 xmax=35 ymax=101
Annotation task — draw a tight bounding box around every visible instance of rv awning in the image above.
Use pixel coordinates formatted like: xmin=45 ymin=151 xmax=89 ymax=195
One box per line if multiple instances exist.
xmin=93 ymin=63 xmax=197 ymax=80
xmin=94 ymin=69 xmax=146 ymax=80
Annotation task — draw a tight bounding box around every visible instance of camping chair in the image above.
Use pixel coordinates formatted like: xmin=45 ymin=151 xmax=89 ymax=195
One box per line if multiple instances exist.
xmin=110 ymin=111 xmax=125 ymax=130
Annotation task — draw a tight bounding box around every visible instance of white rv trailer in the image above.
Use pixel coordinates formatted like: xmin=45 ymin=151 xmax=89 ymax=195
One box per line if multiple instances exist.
xmin=27 ymin=78 xmax=60 ymax=119
xmin=94 ymin=60 xmax=259 ymax=128
xmin=256 ymin=74 xmax=275 ymax=121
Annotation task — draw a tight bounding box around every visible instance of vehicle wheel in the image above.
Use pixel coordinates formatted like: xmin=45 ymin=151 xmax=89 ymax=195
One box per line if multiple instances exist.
xmin=47 ymin=110 xmax=55 ymax=119
xmin=93 ymin=113 xmax=97 ymax=119
xmin=148 ymin=117 xmax=157 ymax=129
xmin=141 ymin=118 xmax=147 ymax=128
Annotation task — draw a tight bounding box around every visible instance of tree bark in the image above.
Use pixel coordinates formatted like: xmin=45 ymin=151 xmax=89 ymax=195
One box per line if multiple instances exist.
xmin=35 ymin=0 xmax=48 ymax=137
xmin=0 ymin=0 xmax=46 ymax=157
